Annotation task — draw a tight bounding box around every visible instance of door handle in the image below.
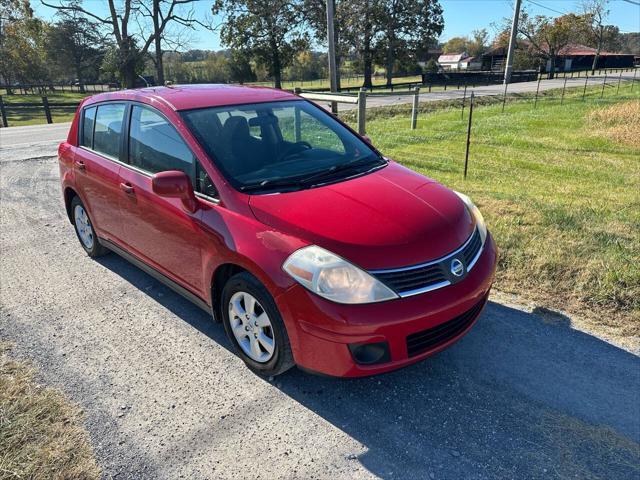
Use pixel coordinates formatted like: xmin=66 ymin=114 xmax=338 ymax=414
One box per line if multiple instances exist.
xmin=120 ymin=182 xmax=134 ymax=194
xmin=75 ymin=160 xmax=86 ymax=171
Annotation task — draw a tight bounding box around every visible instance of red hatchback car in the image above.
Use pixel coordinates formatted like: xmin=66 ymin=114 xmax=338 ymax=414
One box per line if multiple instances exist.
xmin=58 ymin=85 xmax=497 ymax=377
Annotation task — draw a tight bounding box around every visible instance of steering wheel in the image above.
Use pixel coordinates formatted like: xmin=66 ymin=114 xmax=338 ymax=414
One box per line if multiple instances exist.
xmin=278 ymin=141 xmax=312 ymax=162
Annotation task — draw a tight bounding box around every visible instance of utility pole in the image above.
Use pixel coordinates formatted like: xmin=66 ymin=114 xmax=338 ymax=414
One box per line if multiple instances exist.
xmin=504 ymin=0 xmax=522 ymax=85
xmin=326 ymin=0 xmax=338 ymax=113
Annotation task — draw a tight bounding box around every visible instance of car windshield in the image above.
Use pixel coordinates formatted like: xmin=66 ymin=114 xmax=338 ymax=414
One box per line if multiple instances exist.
xmin=181 ymin=100 xmax=386 ymax=193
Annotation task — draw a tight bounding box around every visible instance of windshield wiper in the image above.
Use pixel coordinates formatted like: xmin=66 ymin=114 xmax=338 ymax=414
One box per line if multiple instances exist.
xmin=297 ymin=157 xmax=385 ymax=186
xmin=238 ymin=177 xmax=304 ymax=192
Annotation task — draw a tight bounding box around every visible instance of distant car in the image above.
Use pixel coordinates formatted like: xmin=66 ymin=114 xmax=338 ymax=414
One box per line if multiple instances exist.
xmin=58 ymin=84 xmax=497 ymax=377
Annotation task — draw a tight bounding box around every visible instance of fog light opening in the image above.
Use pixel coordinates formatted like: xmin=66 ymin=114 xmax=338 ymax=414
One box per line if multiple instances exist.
xmin=348 ymin=341 xmax=391 ymax=365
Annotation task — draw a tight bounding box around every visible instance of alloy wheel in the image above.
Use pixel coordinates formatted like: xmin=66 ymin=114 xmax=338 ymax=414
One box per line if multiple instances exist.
xmin=228 ymin=291 xmax=275 ymax=363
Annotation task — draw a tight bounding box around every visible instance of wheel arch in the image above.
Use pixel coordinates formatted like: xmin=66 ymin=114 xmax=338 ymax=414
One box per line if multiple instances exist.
xmin=210 ymin=263 xmax=249 ymax=323
xmin=64 ymin=186 xmax=78 ymax=224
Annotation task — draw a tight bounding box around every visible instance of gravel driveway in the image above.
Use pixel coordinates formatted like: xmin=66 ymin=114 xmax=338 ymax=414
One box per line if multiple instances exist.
xmin=1 ymin=124 xmax=639 ymax=479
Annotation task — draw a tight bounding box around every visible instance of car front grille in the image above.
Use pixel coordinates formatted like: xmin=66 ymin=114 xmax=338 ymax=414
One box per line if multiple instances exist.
xmin=370 ymin=227 xmax=483 ymax=297
xmin=406 ymin=295 xmax=487 ymax=357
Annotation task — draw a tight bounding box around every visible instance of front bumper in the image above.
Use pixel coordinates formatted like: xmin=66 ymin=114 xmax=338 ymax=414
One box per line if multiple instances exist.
xmin=275 ymin=233 xmax=497 ymax=377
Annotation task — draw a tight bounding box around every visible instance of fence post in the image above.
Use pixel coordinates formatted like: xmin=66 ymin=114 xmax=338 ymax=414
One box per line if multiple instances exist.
xmin=632 ymin=68 xmax=637 ymax=91
xmin=534 ymin=76 xmax=541 ymax=109
xmin=601 ymin=73 xmax=607 ymax=98
xmin=582 ymin=75 xmax=589 ymax=101
xmin=411 ymin=87 xmax=420 ymax=130
xmin=0 ymin=96 xmax=7 ymax=127
xmin=616 ymin=70 xmax=623 ymax=95
xmin=461 ymin=84 xmax=467 ymax=119
xmin=357 ymin=88 xmax=367 ymax=135
xmin=464 ymin=92 xmax=474 ymax=180
xmin=42 ymin=96 xmax=53 ymax=124
xmin=560 ymin=76 xmax=568 ymax=105
xmin=501 ymin=81 xmax=508 ymax=112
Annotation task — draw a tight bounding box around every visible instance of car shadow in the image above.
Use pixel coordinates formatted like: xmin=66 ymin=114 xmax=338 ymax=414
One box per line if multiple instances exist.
xmin=97 ymin=253 xmax=640 ymax=480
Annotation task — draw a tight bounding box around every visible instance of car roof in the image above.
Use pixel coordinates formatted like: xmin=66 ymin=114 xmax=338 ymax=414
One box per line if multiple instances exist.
xmin=83 ymin=84 xmax=299 ymax=111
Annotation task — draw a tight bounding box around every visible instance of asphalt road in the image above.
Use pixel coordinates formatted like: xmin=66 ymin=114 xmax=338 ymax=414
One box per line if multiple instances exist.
xmin=1 ymin=123 xmax=639 ymax=479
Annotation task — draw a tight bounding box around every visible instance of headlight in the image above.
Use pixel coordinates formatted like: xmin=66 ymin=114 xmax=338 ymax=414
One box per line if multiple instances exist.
xmin=454 ymin=191 xmax=487 ymax=244
xmin=283 ymin=246 xmax=398 ymax=304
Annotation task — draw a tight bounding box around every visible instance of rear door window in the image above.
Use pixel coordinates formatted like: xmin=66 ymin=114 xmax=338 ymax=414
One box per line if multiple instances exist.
xmin=93 ymin=103 xmax=126 ymax=159
xmin=80 ymin=106 xmax=96 ymax=148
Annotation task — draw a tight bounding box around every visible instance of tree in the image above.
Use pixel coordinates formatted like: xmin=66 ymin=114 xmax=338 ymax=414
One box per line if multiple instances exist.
xmin=518 ymin=12 xmax=579 ymax=79
xmin=340 ymin=0 xmax=385 ymax=88
xmin=442 ymin=29 xmax=487 ymax=58
xmin=212 ymin=0 xmax=308 ymax=89
xmin=303 ymin=0 xmax=352 ymax=90
xmin=581 ymin=0 xmax=611 ymax=73
xmin=45 ymin=14 xmax=107 ymax=90
xmin=136 ymin=0 xmax=213 ymax=85
xmin=0 ymin=0 xmax=48 ymax=90
xmin=442 ymin=37 xmax=468 ymax=54
xmin=378 ymin=0 xmax=443 ymax=87
xmin=42 ymin=0 xmax=212 ymax=88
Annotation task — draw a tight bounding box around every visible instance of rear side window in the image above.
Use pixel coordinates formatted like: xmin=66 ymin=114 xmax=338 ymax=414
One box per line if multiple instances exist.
xmin=93 ymin=104 xmax=126 ymax=159
xmin=128 ymin=105 xmax=193 ymax=175
xmin=81 ymin=106 xmax=96 ymax=148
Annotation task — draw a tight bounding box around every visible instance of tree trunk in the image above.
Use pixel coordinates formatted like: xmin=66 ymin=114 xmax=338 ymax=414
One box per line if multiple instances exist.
xmin=153 ymin=0 xmax=164 ymax=85
xmin=363 ymin=50 xmax=373 ymax=88
xmin=591 ymin=29 xmax=603 ymax=75
xmin=335 ymin=53 xmax=342 ymax=91
xmin=385 ymin=43 xmax=394 ymax=87
xmin=547 ymin=53 xmax=555 ymax=79
xmin=272 ymin=43 xmax=282 ymax=89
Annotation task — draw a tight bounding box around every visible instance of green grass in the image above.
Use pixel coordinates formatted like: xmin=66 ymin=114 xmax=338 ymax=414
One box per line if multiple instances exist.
xmin=1 ymin=92 xmax=89 ymax=127
xmin=0 ymin=343 xmax=100 ymax=479
xmin=344 ymin=83 xmax=640 ymax=339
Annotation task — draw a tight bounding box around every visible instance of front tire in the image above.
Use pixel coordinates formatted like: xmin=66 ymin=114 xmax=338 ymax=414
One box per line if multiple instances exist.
xmin=70 ymin=196 xmax=109 ymax=258
xmin=221 ymin=272 xmax=294 ymax=376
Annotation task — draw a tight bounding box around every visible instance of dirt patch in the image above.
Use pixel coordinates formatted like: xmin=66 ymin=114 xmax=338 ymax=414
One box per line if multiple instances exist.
xmin=588 ymin=100 xmax=640 ymax=148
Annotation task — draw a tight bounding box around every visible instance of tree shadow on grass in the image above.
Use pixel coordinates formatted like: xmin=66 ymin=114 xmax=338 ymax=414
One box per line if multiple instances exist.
xmin=98 ymin=253 xmax=640 ymax=480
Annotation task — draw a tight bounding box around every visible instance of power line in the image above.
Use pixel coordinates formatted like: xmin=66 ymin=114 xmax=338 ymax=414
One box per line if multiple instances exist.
xmin=525 ymin=0 xmax=567 ymax=15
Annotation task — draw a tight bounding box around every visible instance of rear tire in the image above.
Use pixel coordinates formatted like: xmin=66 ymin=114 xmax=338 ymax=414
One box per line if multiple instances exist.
xmin=70 ymin=196 xmax=109 ymax=258
xmin=221 ymin=272 xmax=294 ymax=376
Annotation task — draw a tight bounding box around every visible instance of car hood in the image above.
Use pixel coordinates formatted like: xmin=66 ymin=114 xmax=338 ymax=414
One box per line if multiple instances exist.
xmin=248 ymin=162 xmax=475 ymax=270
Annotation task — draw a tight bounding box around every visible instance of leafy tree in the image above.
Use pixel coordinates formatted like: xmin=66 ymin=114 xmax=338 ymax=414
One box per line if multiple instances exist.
xmin=0 ymin=0 xmax=48 ymax=89
xmin=45 ymin=14 xmax=107 ymax=90
xmin=580 ymin=0 xmax=614 ymax=73
xmin=442 ymin=36 xmax=469 ymax=54
xmin=518 ymin=12 xmax=580 ymax=79
xmin=340 ymin=0 xmax=385 ymax=88
xmin=378 ymin=0 xmax=443 ymax=87
xmin=303 ymin=0 xmax=351 ymax=89
xmin=442 ymin=29 xmax=487 ymax=58
xmin=211 ymin=0 xmax=308 ymax=89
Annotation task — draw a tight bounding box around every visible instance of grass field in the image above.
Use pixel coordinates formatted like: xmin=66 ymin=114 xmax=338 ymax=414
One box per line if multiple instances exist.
xmin=1 ymin=92 xmax=87 ymax=126
xmin=0 ymin=343 xmax=100 ymax=479
xmin=345 ymin=83 xmax=639 ymax=343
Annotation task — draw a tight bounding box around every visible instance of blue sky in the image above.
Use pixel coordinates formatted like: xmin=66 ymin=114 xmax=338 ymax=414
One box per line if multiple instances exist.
xmin=34 ymin=0 xmax=640 ymax=51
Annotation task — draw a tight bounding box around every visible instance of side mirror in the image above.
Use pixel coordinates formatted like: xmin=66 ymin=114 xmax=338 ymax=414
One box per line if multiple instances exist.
xmin=152 ymin=170 xmax=198 ymax=213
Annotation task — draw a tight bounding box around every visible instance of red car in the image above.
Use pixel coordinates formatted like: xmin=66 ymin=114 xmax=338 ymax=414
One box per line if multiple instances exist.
xmin=58 ymin=85 xmax=497 ymax=377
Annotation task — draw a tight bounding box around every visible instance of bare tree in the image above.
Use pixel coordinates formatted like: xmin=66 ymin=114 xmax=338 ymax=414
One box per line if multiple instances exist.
xmin=42 ymin=0 xmax=213 ymax=87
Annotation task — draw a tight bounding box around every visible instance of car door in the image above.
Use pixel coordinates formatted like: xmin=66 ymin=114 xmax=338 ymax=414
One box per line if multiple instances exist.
xmin=75 ymin=103 xmax=126 ymax=242
xmin=117 ymin=103 xmax=207 ymax=297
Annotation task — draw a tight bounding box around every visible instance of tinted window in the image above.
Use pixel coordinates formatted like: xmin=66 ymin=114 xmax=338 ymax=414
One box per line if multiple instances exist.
xmin=81 ymin=106 xmax=96 ymax=148
xmin=129 ymin=106 xmax=193 ymax=175
xmin=93 ymin=104 xmax=125 ymax=159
